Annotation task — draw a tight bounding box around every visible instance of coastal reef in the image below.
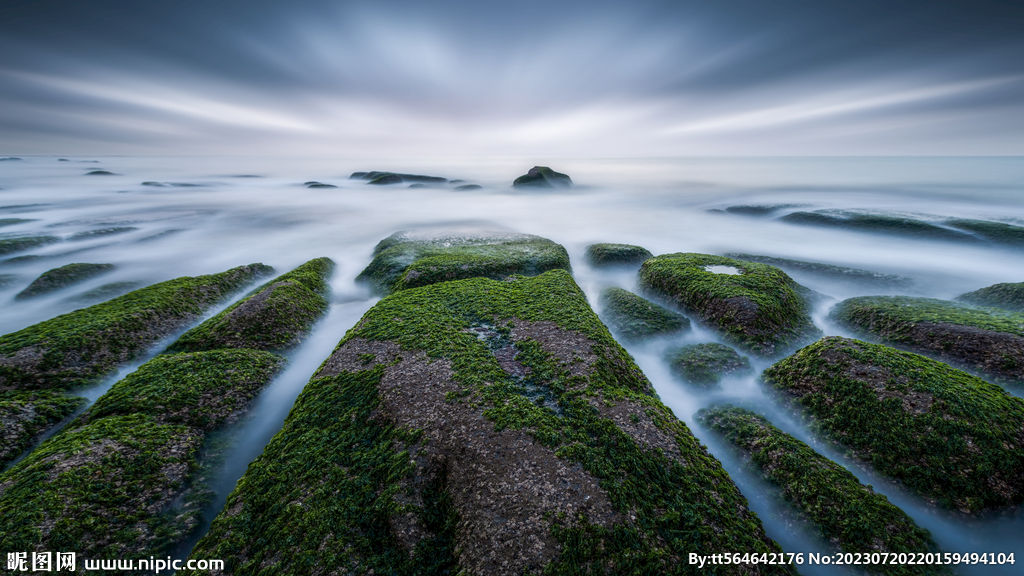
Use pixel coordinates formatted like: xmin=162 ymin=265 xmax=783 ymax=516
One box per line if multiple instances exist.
xmin=763 ymin=336 xmax=1024 ymax=514
xmin=665 ymin=343 xmax=751 ymax=388
xmin=598 ymin=287 xmax=689 ymax=341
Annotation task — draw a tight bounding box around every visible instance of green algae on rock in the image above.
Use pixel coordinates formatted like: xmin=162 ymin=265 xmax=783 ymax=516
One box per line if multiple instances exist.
xmin=0 ymin=235 xmax=60 ymax=256
xmin=584 ymin=243 xmax=653 ymax=267
xmin=0 ymin=263 xmax=274 ymax=391
xmin=957 ymin=282 xmax=1024 ymax=313
xmin=187 ymin=270 xmax=790 ymax=575
xmin=0 ymin=390 xmax=85 ymax=468
xmin=356 ymin=230 xmax=571 ymax=295
xmin=598 ymin=286 xmax=689 ymax=341
xmin=830 ymin=295 xmax=1024 ymax=385
xmin=167 ymin=257 xmax=333 ymax=353
xmin=725 ymin=253 xmax=912 ymax=289
xmin=763 ymin=336 xmax=1024 ymax=514
xmin=779 ymin=211 xmax=976 ymax=242
xmin=665 ymin=343 xmax=751 ymax=387
xmin=512 ymin=166 xmax=572 ymax=189
xmin=944 ymin=218 xmax=1024 ymax=246
xmin=15 ymin=262 xmax=115 ymax=299
xmin=697 ymin=406 xmax=945 ymax=575
xmin=639 ymin=253 xmax=821 ymax=357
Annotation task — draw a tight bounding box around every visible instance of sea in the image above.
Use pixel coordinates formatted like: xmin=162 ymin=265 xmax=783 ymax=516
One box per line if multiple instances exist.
xmin=2 ymin=155 xmax=1022 ymax=574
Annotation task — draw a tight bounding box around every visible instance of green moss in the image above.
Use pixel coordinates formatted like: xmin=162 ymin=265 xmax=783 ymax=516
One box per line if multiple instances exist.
xmin=584 ymin=243 xmax=653 ymax=267
xmin=0 ymin=263 xmax=274 ymax=391
xmin=15 ymin=263 xmax=115 ymax=299
xmin=944 ymin=218 xmax=1024 ymax=246
xmin=957 ymin=282 xmax=1024 ymax=312
xmin=0 ymin=390 xmax=85 ymax=468
xmin=832 ymin=296 xmax=1024 ymax=339
xmin=724 ymin=253 xmax=912 ymax=289
xmin=697 ymin=406 xmax=946 ymax=575
xmin=0 ymin=235 xmax=60 ymax=256
xmin=598 ymin=287 xmax=689 ymax=341
xmin=639 ymin=253 xmax=821 ymax=357
xmin=763 ymin=337 xmax=1024 ymax=513
xmin=665 ymin=343 xmax=751 ymax=387
xmin=356 ymin=231 xmax=571 ymax=295
xmin=778 ymin=211 xmax=975 ymax=242
xmin=166 ymin=258 xmax=334 ymax=353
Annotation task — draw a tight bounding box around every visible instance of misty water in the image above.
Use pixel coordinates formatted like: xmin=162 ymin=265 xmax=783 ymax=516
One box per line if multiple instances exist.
xmin=2 ymin=155 xmax=1023 ymax=574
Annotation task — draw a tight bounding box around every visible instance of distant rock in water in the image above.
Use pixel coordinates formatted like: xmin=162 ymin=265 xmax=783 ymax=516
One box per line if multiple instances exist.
xmin=665 ymin=343 xmax=751 ymax=387
xmin=585 ymin=243 xmax=652 ymax=267
xmin=0 ymin=218 xmax=36 ymax=228
xmin=351 ymin=171 xmax=448 ymax=184
xmin=305 ymin=181 xmax=337 ymax=188
xmin=68 ymin=227 xmax=137 ymax=241
xmin=944 ymin=218 xmax=1024 ymax=246
xmin=725 ymin=253 xmax=913 ymax=289
xmin=0 ymin=157 xmax=22 ymax=161
xmin=16 ymin=263 xmax=115 ymax=299
xmin=142 ymin=181 xmax=201 ymax=187
xmin=69 ymin=281 xmax=142 ymax=303
xmin=454 ymin=184 xmax=482 ymax=190
xmin=779 ymin=210 xmax=976 ymax=242
xmin=764 ymin=336 xmax=1024 ymax=514
xmin=830 ymin=295 xmax=1024 ymax=386
xmin=368 ymin=174 xmax=403 ymax=185
xmin=723 ymin=204 xmax=808 ymax=216
xmin=85 ymin=170 xmax=117 ymax=176
xmin=512 ymin=166 xmax=572 ymax=189
xmin=598 ymin=287 xmax=689 ymax=341
xmin=0 ymin=235 xmax=60 ymax=256
xmin=957 ymin=282 xmax=1024 ymax=312
xmin=408 ymin=183 xmax=427 ymax=188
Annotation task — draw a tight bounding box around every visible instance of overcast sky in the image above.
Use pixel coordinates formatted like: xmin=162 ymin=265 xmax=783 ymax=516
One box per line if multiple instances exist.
xmin=1 ymin=0 xmax=1021 ymax=155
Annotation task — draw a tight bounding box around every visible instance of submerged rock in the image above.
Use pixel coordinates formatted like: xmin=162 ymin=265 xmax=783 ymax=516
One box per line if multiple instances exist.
xmin=187 ymin=270 xmax=788 ymax=575
xmin=665 ymin=343 xmax=751 ymax=387
xmin=944 ymin=218 xmax=1024 ymax=246
xmin=725 ymin=253 xmax=913 ymax=289
xmin=356 ymin=229 xmax=571 ymax=295
xmin=830 ymin=295 xmax=1024 ymax=385
xmin=0 ymin=263 xmax=273 ymax=391
xmin=957 ymin=282 xmax=1024 ymax=312
xmin=351 ymin=171 xmax=448 ymax=184
xmin=67 ymin=281 xmax=142 ymax=303
xmin=0 ymin=218 xmax=36 ymax=228
xmin=763 ymin=336 xmax=1024 ymax=514
xmin=0 ymin=235 xmax=60 ymax=256
xmin=453 ymin=183 xmax=482 ymax=190
xmin=0 ymin=274 xmax=18 ymax=288
xmin=598 ymin=287 xmax=689 ymax=341
xmin=697 ymin=406 xmax=945 ymax=574
xmin=85 ymin=170 xmax=117 ymax=176
xmin=584 ymin=243 xmax=652 ymax=267
xmin=723 ymin=204 xmax=807 ymax=216
xmin=369 ymin=174 xmax=403 ymax=185
xmin=15 ymin=263 xmax=115 ymax=299
xmin=639 ymin=253 xmax=821 ymax=357
xmin=307 ymin=182 xmax=337 ymax=188
xmin=779 ymin=210 xmax=976 ymax=242
xmin=0 ymin=390 xmax=85 ymax=468
xmin=512 ymin=166 xmax=572 ymax=189
xmin=67 ymin=227 xmax=137 ymax=241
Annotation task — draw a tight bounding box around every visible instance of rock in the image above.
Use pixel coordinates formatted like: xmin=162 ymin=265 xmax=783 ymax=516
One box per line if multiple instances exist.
xmin=168 ymin=258 xmax=333 ymax=353
xmin=307 ymin=183 xmax=337 ymax=188
xmin=723 ymin=204 xmax=807 ymax=216
xmin=763 ymin=336 xmax=1024 ymax=514
xmin=407 ymin=183 xmax=427 ymax=188
xmin=85 ymin=170 xmax=117 ymax=176
xmin=830 ymin=295 xmax=1024 ymax=385
xmin=351 ymin=171 xmax=448 ymax=184
xmin=15 ymin=263 xmax=115 ymax=299
xmin=598 ymin=287 xmax=689 ymax=341
xmin=665 ymin=343 xmax=751 ymax=387
xmin=724 ymin=253 xmax=913 ymax=289
xmin=638 ymin=253 xmax=821 ymax=357
xmin=0 ymin=390 xmax=85 ymax=468
xmin=0 ymin=235 xmax=60 ymax=256
xmin=141 ymin=181 xmax=165 ymax=186
xmin=778 ymin=210 xmax=977 ymax=242
xmin=68 ymin=281 xmax=142 ymax=303
xmin=67 ymin=227 xmax=138 ymax=241
xmin=355 ymin=229 xmax=571 ymax=295
xmin=0 ymin=218 xmax=36 ymax=228
xmin=453 ymin=184 xmax=482 ymax=190
xmin=187 ymin=270 xmax=788 ymax=574
xmin=0 ymin=157 xmax=22 ymax=161
xmin=0 ymin=263 xmax=274 ymax=391
xmin=585 ymin=243 xmax=652 ymax=267
xmin=944 ymin=218 xmax=1024 ymax=246
xmin=957 ymin=282 xmax=1024 ymax=312
xmin=512 ymin=166 xmax=572 ymax=189
xmin=368 ymin=174 xmax=403 ymax=185
xmin=697 ymin=406 xmax=943 ymax=565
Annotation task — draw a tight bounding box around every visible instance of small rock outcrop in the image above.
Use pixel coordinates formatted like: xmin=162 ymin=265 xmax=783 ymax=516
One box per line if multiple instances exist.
xmin=725 ymin=253 xmax=912 ymax=290
xmin=584 ymin=243 xmax=652 ymax=267
xmin=665 ymin=343 xmax=751 ymax=387
xmin=350 ymin=171 xmax=448 ymax=184
xmin=15 ymin=263 xmax=115 ymax=299
xmin=0 ymin=235 xmax=60 ymax=256
xmin=944 ymin=218 xmax=1024 ymax=246
xmin=779 ymin=210 xmax=975 ymax=242
xmin=956 ymin=281 xmax=1024 ymax=312
xmin=512 ymin=166 xmax=572 ymax=189
xmin=598 ymin=287 xmax=689 ymax=341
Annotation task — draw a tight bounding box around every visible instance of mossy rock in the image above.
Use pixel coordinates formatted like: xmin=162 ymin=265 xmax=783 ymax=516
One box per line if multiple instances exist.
xmin=15 ymin=263 xmax=115 ymax=299
xmin=830 ymin=295 xmax=1024 ymax=385
xmin=957 ymin=282 xmax=1024 ymax=312
xmin=68 ymin=281 xmax=142 ymax=303
xmin=584 ymin=243 xmax=652 ymax=267
xmin=638 ymin=253 xmax=821 ymax=357
xmin=723 ymin=204 xmax=807 ymax=216
xmin=598 ymin=287 xmax=689 ymax=341
xmin=665 ymin=343 xmax=751 ymax=387
xmin=67 ymin=227 xmax=137 ymax=241
xmin=762 ymin=336 xmax=1024 ymax=513
xmin=725 ymin=253 xmax=912 ymax=289
xmin=167 ymin=258 xmax=333 ymax=353
xmin=779 ymin=211 xmax=976 ymax=242
xmin=187 ymin=270 xmax=790 ymax=575
xmin=0 ymin=390 xmax=85 ymax=468
xmin=0 ymin=235 xmax=60 ymax=256
xmin=697 ymin=406 xmax=945 ymax=575
xmin=351 ymin=171 xmax=448 ymax=184
xmin=0 ymin=218 xmax=36 ymax=228
xmin=356 ymin=230 xmax=571 ymax=295
xmin=0 ymin=263 xmax=274 ymax=391
xmin=512 ymin=166 xmax=572 ymax=189
xmin=944 ymin=218 xmax=1024 ymax=246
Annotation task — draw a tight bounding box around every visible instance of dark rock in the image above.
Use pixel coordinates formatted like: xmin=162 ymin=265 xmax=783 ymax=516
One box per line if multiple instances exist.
xmin=665 ymin=343 xmax=751 ymax=387
xmin=0 ymin=157 xmax=22 ymax=161
xmin=58 ymin=158 xmax=70 ymax=161
xmin=408 ymin=183 xmax=428 ymax=188
xmin=723 ymin=204 xmax=808 ymax=216
xmin=0 ymin=236 xmax=60 ymax=256
xmin=448 ymin=179 xmax=466 ymax=184
xmin=512 ymin=166 xmax=572 ymax=189
xmin=0 ymin=218 xmax=36 ymax=228
xmin=307 ymin=183 xmax=337 ymax=188
xmin=368 ymin=174 xmax=403 ymax=185
xmin=763 ymin=336 xmax=1024 ymax=514
xmin=585 ymin=243 xmax=652 ymax=267
xmin=16 ymin=263 xmax=115 ymax=299
xmin=598 ymin=287 xmax=689 ymax=341
xmin=957 ymin=282 xmax=1024 ymax=312
xmin=944 ymin=218 xmax=1024 ymax=246
xmin=141 ymin=181 xmax=166 ymax=186
xmin=779 ymin=210 xmax=976 ymax=242
xmin=85 ymin=170 xmax=117 ymax=176
xmin=725 ymin=253 xmax=913 ymax=289
xmin=68 ymin=227 xmax=137 ymax=241
xmin=639 ymin=253 xmax=821 ymax=357
xmin=352 ymin=171 xmax=448 ymax=184
xmin=454 ymin=184 xmax=482 ymax=190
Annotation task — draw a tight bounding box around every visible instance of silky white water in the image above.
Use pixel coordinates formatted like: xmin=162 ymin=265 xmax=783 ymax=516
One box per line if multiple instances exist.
xmin=2 ymin=155 xmax=1022 ymax=573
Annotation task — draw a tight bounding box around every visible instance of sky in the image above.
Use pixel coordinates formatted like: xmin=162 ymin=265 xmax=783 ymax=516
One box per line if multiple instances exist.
xmin=1 ymin=0 xmax=1022 ymax=156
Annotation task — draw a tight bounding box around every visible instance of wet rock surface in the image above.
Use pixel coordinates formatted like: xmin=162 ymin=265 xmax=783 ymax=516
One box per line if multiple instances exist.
xmin=512 ymin=166 xmax=572 ymax=189
xmin=0 ymin=390 xmax=85 ymax=468
xmin=665 ymin=343 xmax=751 ymax=387
xmin=598 ymin=286 xmax=689 ymax=341
xmin=15 ymin=263 xmax=115 ymax=299
xmin=584 ymin=243 xmax=652 ymax=267
xmin=0 ymin=235 xmax=60 ymax=256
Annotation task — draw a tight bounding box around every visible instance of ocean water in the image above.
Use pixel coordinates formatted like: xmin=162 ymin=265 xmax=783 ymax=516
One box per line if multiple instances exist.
xmin=2 ymin=155 xmax=1022 ymax=573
